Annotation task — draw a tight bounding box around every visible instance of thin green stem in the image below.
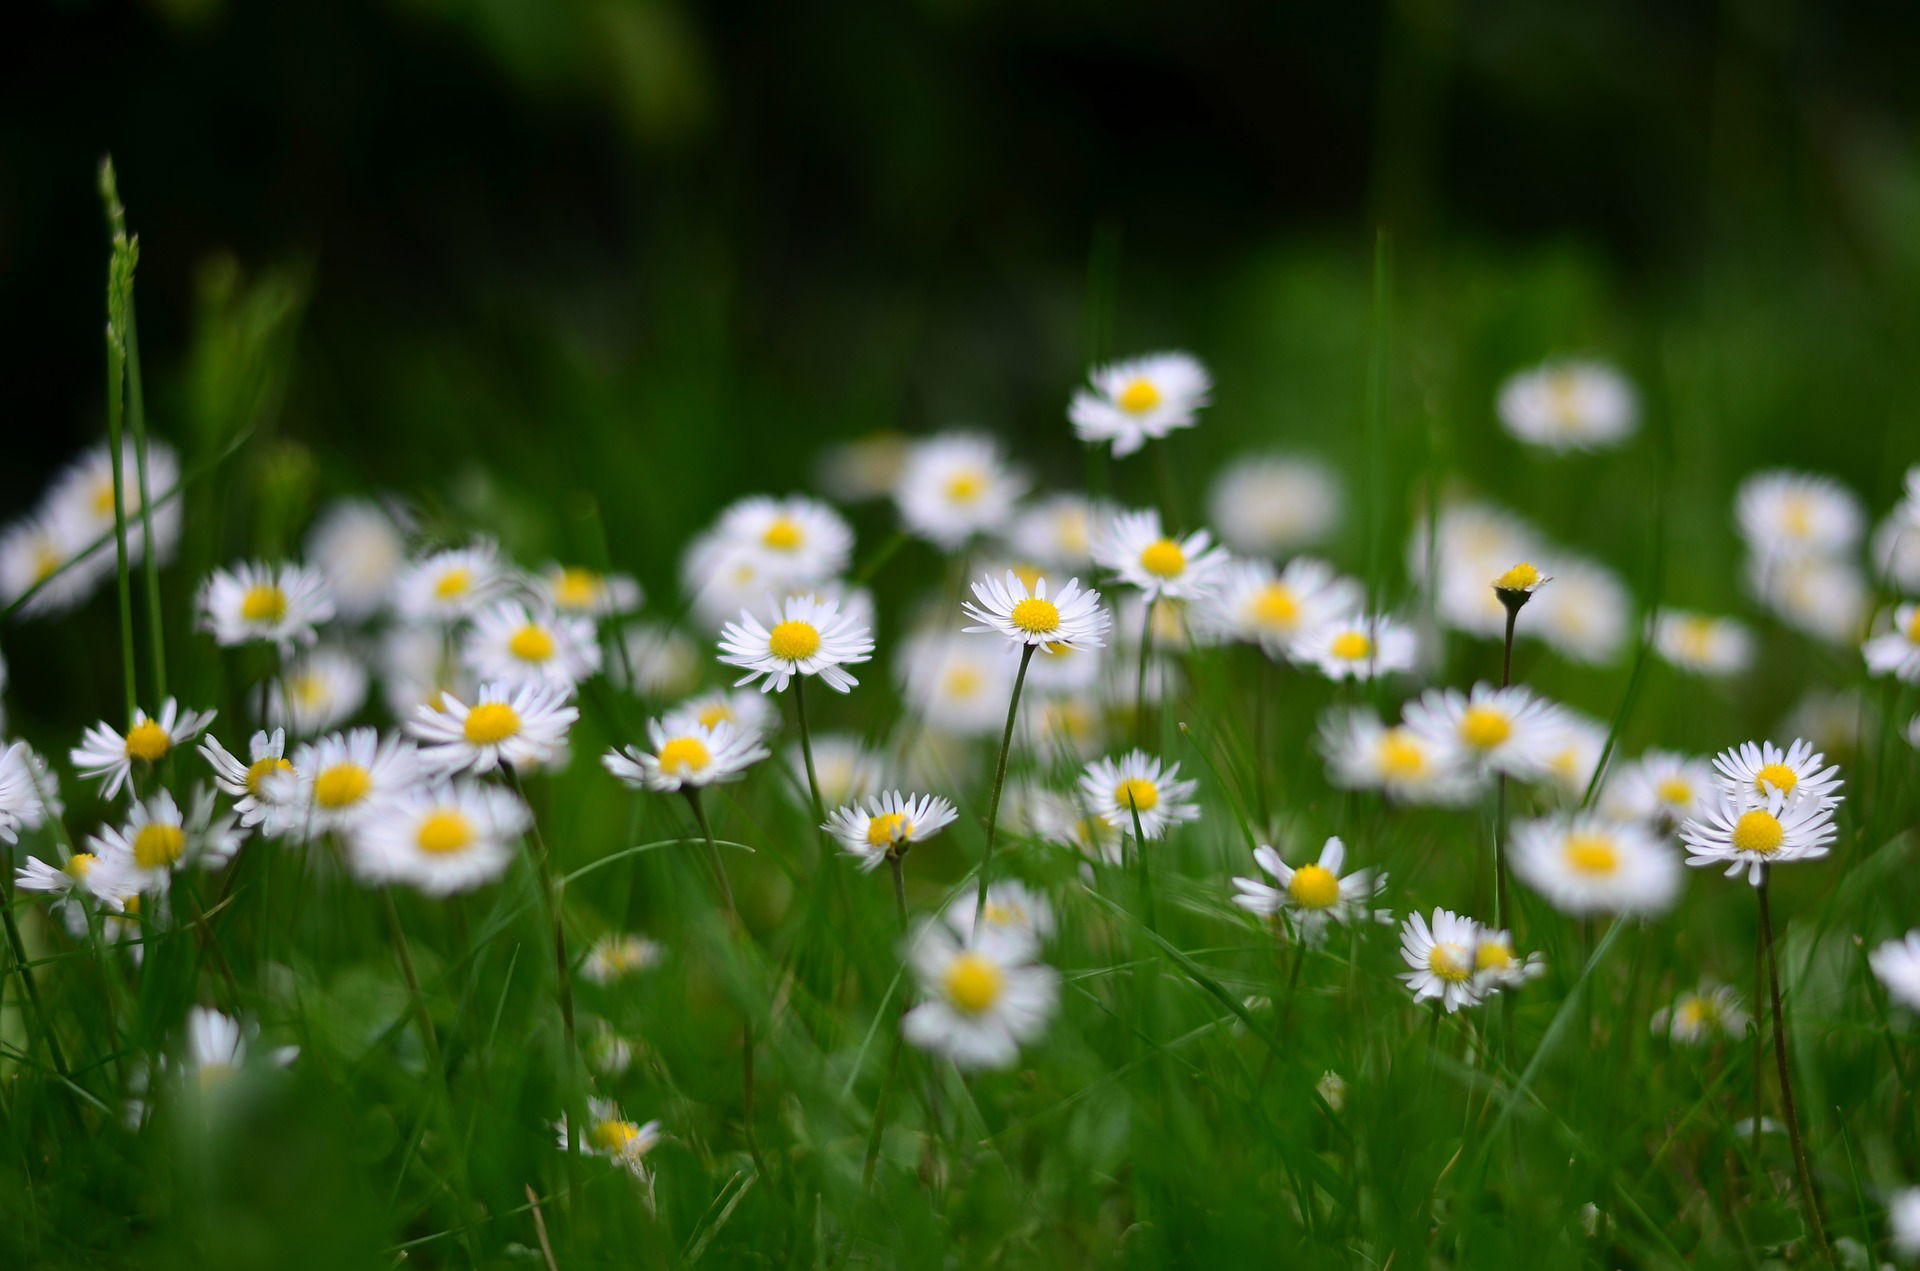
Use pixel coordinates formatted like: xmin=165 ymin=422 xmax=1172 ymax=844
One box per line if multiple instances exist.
xmin=862 ymin=851 xmax=914 ymax=1190
xmin=0 ymin=878 xmax=69 ymax=1079
xmin=1757 ymin=875 xmax=1832 ymax=1265
xmin=105 ymin=293 xmax=137 ymax=722
xmin=974 ymin=643 xmax=1036 ymax=927
xmin=126 ymin=308 xmax=167 ymax=702
xmin=791 ymin=676 xmax=826 ymax=826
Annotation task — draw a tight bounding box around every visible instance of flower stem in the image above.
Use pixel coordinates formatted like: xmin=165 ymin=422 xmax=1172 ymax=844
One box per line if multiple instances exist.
xmin=124 ymin=308 xmax=168 ymax=702
xmin=104 ymin=256 xmax=138 ymax=722
xmin=0 ymin=878 xmax=69 ymax=1079
xmin=1134 ymin=599 xmax=1155 ymax=745
xmin=791 ymin=676 xmax=826 ymax=826
xmin=974 ymin=643 xmax=1036 ymax=928
xmin=1757 ymin=873 xmax=1832 ymax=1264
xmin=1492 ymin=601 xmax=1520 ymax=931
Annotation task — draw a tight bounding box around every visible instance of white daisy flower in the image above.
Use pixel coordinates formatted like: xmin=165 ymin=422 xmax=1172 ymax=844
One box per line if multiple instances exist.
xmin=1872 ymin=512 xmax=1920 ymax=594
xmin=1710 ymin=737 xmax=1844 ymax=807
xmin=1679 ymin=788 xmax=1837 ymax=885
xmin=1651 ymin=984 xmax=1749 ymax=1044
xmin=821 ymin=789 xmax=959 ymax=870
xmin=710 ymin=493 xmax=854 ymax=585
xmin=619 ymin=622 xmax=702 ymax=699
xmin=556 ymin=1098 xmax=662 ymax=1177
xmin=392 ymin=541 xmax=509 ymax=623
xmin=961 ymin=569 xmax=1110 ymax=653
xmin=304 ymin=498 xmax=408 ymax=620
xmin=663 ymin=688 xmax=778 ymax=740
xmin=277 ymin=728 xmax=420 ymax=835
xmin=1230 ymin=836 xmax=1390 ymax=946
xmin=1207 ymin=454 xmax=1343 ymax=557
xmin=1093 ymin=507 xmax=1228 ymax=603
xmin=0 ymin=506 xmax=110 ymax=618
xmin=409 ymin=682 xmax=578 ymax=776
xmin=900 ymin=918 xmax=1059 ymax=1071
xmin=1291 ymin=613 xmax=1417 ymax=681
xmin=1869 ymin=931 xmax=1920 ymax=1013
xmin=1077 ymin=750 xmax=1199 ymax=840
xmin=197 ymin=560 xmax=334 ymax=652
xmin=1529 ymin=554 xmax=1631 ymax=664
xmin=1539 ymin=709 xmax=1611 ymax=803
xmin=1198 ymin=556 xmax=1362 ymax=657
xmin=792 ymin=733 xmax=885 ymax=806
xmin=1401 ymin=682 xmax=1567 ymax=781
xmin=1316 ymin=1070 xmax=1348 ymax=1112
xmin=1068 ymin=351 xmax=1211 ymax=457
xmin=464 ymin=601 xmax=602 ymax=691
xmin=1509 ymin=813 xmax=1683 ymax=916
xmin=13 ymin=849 xmax=122 ymax=921
xmin=1317 ymin=708 xmax=1478 ymax=806
xmin=718 ymin=593 xmax=874 ymax=695
xmin=1865 ymin=603 xmax=1920 ymax=683
xmin=1599 ymin=749 xmax=1715 ymax=828
xmin=581 ymin=933 xmax=664 ymax=985
xmin=0 ymin=740 xmax=60 ymax=843
xmin=1470 ymin=926 xmax=1547 ymax=993
xmin=265 ymin=644 xmax=370 ymax=736
xmin=1654 ymin=610 xmax=1754 ymax=676
xmin=602 ymin=717 xmax=768 ymax=793
xmin=1399 ymin=909 xmax=1485 ymax=1013
xmin=1496 ymin=359 xmax=1639 ymax=452
xmin=941 ymin=880 xmax=1055 ymax=955
xmin=586 ymin=1026 xmax=637 ymax=1076
xmin=199 ymin=729 xmax=298 ymax=837
xmin=184 ymin=1006 xmax=247 ymax=1087
xmin=1891 ymin=1188 xmax=1920 ymax=1259
xmin=536 ymin=563 xmax=642 ymax=617
xmin=88 ymin=788 xmax=241 ymax=893
xmin=1747 ymin=553 xmax=1869 ymax=645
xmin=44 ymin=438 xmax=182 ymax=569
xmin=1736 ymin=469 xmax=1864 ymax=560
xmin=1008 ymin=493 xmax=1104 ymax=567
xmin=894 ymin=432 xmax=1026 ymax=550
xmin=346 ymin=779 xmax=531 ymax=894
xmin=71 ymin=698 xmax=218 ymax=800
xmin=814 ymin=432 xmax=908 ymax=504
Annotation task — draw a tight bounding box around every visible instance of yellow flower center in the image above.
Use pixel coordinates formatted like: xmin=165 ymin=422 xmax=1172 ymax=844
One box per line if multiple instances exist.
xmin=91 ymin=478 xmax=118 ymax=516
xmin=432 ymin=567 xmax=472 ymax=600
xmin=291 ymin=672 xmax=329 ymax=707
xmin=983 ymin=901 xmax=1023 ymax=926
xmin=245 ymin=756 xmax=294 ymax=796
xmin=943 ymin=665 xmax=984 ymax=699
xmin=463 ymin=702 xmax=522 ymax=745
xmin=944 ymin=470 xmax=986 ymax=503
xmin=1116 ymin=377 xmax=1162 ymax=414
xmin=590 ymin=1118 xmax=644 ymax=1154
xmin=767 ymin=620 xmax=821 ymax=662
xmin=1675 ymin=998 xmax=1709 ymax=1032
xmin=1656 ymin=777 xmax=1693 ymax=806
xmin=1732 ymin=809 xmax=1785 ymax=856
xmin=1287 ymin=863 xmax=1341 ymax=909
xmin=1753 ymin=764 xmax=1797 ymax=795
xmin=1113 ymin=777 xmax=1159 ymax=812
xmin=696 ymin=703 xmax=732 ymax=729
xmin=1428 ymin=942 xmax=1472 ymax=984
xmin=943 ymin=952 xmax=1005 ymax=1014
xmin=761 ymin=517 xmax=803 ymax=551
xmin=1458 ymin=706 xmax=1513 ymax=750
xmin=132 ymin=823 xmax=186 ymax=870
xmin=313 ymin=763 xmax=372 ymax=809
xmin=1251 ymin=583 xmax=1300 ymax=629
xmin=1908 ymin=608 xmax=1920 ymax=643
xmin=32 ymin=543 xmax=63 ymax=581
xmin=1782 ymin=496 xmax=1813 ymax=537
xmin=1676 ymin=616 xmax=1716 ymax=659
xmin=1010 ymin=596 xmax=1062 ymax=634
xmin=1138 ymin=538 xmax=1187 ymax=578
xmin=551 ymin=567 xmax=602 ymax=609
xmin=416 ymin=810 xmax=474 ymax=855
xmin=1378 ymin=730 xmax=1427 ymax=777
xmin=1494 ymin=561 xmax=1541 ymax=591
xmin=1564 ymin=833 xmax=1620 ymax=875
xmin=656 ymin=737 xmax=711 ymax=776
xmin=1329 ymin=630 xmax=1371 ymax=661
xmin=124 ymin=720 xmax=172 ymax=762
xmin=66 ymin=852 xmax=97 ymax=878
xmin=240 ymin=584 xmax=288 ymax=623
xmin=865 ymin=812 xmax=913 ymax=847
xmin=508 ymin=624 xmax=556 ymax=663
xmin=1475 ymin=940 xmax=1515 ymax=973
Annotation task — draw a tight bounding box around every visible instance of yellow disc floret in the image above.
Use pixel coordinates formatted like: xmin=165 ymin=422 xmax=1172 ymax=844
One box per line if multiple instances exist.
xmin=1251 ymin=583 xmax=1300 ymax=629
xmin=133 ymin=823 xmax=186 ymax=870
xmin=551 ymin=567 xmax=602 ymax=609
xmin=767 ymin=620 xmax=821 ymax=662
xmin=1732 ymin=809 xmax=1785 ymax=855
xmin=416 ymin=810 xmax=473 ymax=855
xmin=1753 ymin=764 xmax=1797 ymax=796
xmin=1330 ymin=630 xmax=1371 ymax=661
xmin=1287 ymin=863 xmax=1341 ymax=910
xmin=1494 ymin=561 xmax=1542 ymax=591
xmin=1458 ymin=706 xmax=1513 ymax=750
xmin=245 ymin=756 xmax=294 ymax=796
xmin=1117 ymin=378 xmax=1163 ymax=414
xmin=656 ymin=737 xmax=711 ymax=777
xmin=313 ymin=763 xmax=372 ymax=809
xmin=124 ymin=720 xmax=172 ymax=762
xmin=590 ymin=1118 xmax=644 ymax=1154
xmin=432 ymin=568 xmax=472 ymax=600
xmin=865 ymin=812 xmax=913 ymax=847
xmin=761 ymin=517 xmax=803 ymax=551
xmin=1656 ymin=777 xmax=1694 ymax=806
xmin=1010 ymin=596 xmax=1061 ymax=635
xmin=240 ymin=584 xmax=288 ymax=623
xmin=463 ymin=702 xmax=522 ymax=745
xmin=1475 ymin=940 xmax=1515 ymax=973
xmin=1564 ymin=833 xmax=1620 ymax=875
xmin=508 ymin=625 xmax=556 ymax=663
xmin=1378 ymin=730 xmax=1427 ymax=778
xmin=943 ymin=952 xmax=1005 ymax=1014
xmin=697 ymin=704 xmax=732 ymax=729
xmin=1138 ymin=538 xmax=1187 ymax=578
xmin=944 ymin=470 xmax=986 ymax=503
xmin=1428 ymin=942 xmax=1473 ymax=983
xmin=1113 ymin=777 xmax=1159 ymax=813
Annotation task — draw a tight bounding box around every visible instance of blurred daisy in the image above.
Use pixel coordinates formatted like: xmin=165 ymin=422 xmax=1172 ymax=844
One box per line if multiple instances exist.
xmin=664 ymin=688 xmax=777 ymax=739
xmin=718 ymin=593 xmax=874 ymax=694
xmin=0 ymin=740 xmax=60 ymax=843
xmin=1009 ymin=493 xmax=1103 ymax=566
xmin=409 ymin=681 xmax=578 ymax=776
xmin=1291 ymin=613 xmax=1417 ymax=681
xmin=347 ymin=779 xmax=531 ymax=894
xmin=602 ymin=717 xmax=767 ymax=793
xmin=199 ymin=729 xmax=297 ymax=837
xmin=1023 ymin=640 xmax=1104 ymax=697
xmin=1891 ymin=1188 xmax=1920 ymax=1259
xmin=1540 ymin=710 xmax=1611 ymax=803
xmin=1078 ymin=750 xmax=1199 ymax=840
xmin=13 ymin=849 xmax=121 ymax=921
xmin=464 ymin=601 xmax=602 ymax=691
xmin=0 ymin=507 xmax=108 ymax=618
xmin=304 ymin=498 xmax=407 ymax=620
xmin=278 ymin=728 xmax=420 ymax=835
xmin=1736 ymin=469 xmax=1864 ymax=560
xmin=1651 ymin=983 xmax=1749 ymax=1044
xmin=1680 ymin=788 xmax=1837 ymax=885
xmin=942 ymin=879 xmax=1055 ymax=955
xmin=1529 ymin=555 xmax=1631 ymax=664
xmin=89 ymin=788 xmax=241 ymax=893
xmin=894 ymin=432 xmax=1025 ymax=550
xmin=1710 ymin=738 xmax=1843 ymax=806
xmin=1208 ymin=454 xmax=1342 ymax=556
xmin=1873 ymin=513 xmax=1920 ymax=593
xmin=711 ymin=494 xmax=853 ymax=584
xmin=1600 ymin=750 xmax=1715 ymax=828
xmin=1094 ymin=508 xmax=1227 ymax=603
xmin=392 ymin=542 xmax=508 ymax=623
xmin=962 ymin=570 xmax=1110 ymax=652
xmin=1230 ymin=836 xmax=1389 ymax=946
xmin=1068 ymin=351 xmax=1210 ymax=457
xmin=619 ymin=622 xmax=701 ymax=699
xmin=581 ymin=933 xmax=664 ymax=985
xmin=265 ymin=644 xmax=370 ymax=736
xmin=537 ymin=563 xmax=642 ymax=617
xmin=901 ymin=918 xmax=1058 ymax=1070
xmin=44 ymin=438 xmax=181 ymax=568
xmin=1401 ymin=682 xmax=1566 ymax=780
xmin=1471 ymin=927 xmax=1547 ymax=993
xmin=1024 ymin=691 xmax=1105 ymax=758
xmin=1398 ymin=909 xmax=1485 ymax=1013
xmin=1654 ymin=610 xmax=1754 ymax=676
xmin=586 ymin=1025 xmax=637 ymax=1076
xmin=1496 ymin=360 xmax=1638 ymax=452
xmin=1865 ymin=603 xmax=1920 ymax=683
xmin=895 ymin=629 xmax=1015 ymax=739
xmin=184 ymin=1006 xmax=248 ymax=1088
xmin=1510 ymin=813 xmax=1682 ymax=915
xmin=1747 ymin=553 xmax=1869 ymax=645
xmin=71 ymin=698 xmax=218 ymax=800
xmin=1318 ymin=708 xmax=1477 ymax=806
xmin=1414 ymin=501 xmax=1545 ymax=640
xmin=1870 ymin=931 xmax=1920 ymax=1013
xmin=557 ymin=1098 xmax=662 ymax=1178
xmin=198 ymin=561 xmax=334 ymax=651
xmin=822 ymin=789 xmax=959 ymax=870
xmin=795 ymin=734 xmax=885 ymax=806
xmin=1316 ymin=1071 xmax=1348 ymax=1113
xmin=1201 ymin=556 xmax=1362 ymax=657
xmin=814 ymin=431 xmax=908 ymax=503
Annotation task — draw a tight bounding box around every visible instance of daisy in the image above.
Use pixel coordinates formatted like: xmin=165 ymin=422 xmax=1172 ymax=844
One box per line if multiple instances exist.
xmin=1398 ymin=909 xmax=1485 ymax=1013
xmin=1679 ymin=788 xmax=1837 ymax=885
xmin=961 ymin=570 xmax=1110 ymax=655
xmin=814 ymin=432 xmax=908 ymax=504
xmin=265 ymin=644 xmax=370 ymax=736
xmin=619 ymin=623 xmax=701 ymax=699
xmin=1414 ymin=501 xmax=1546 ymax=639
xmin=602 ymin=717 xmax=768 ymax=793
xmin=1654 ymin=610 xmax=1754 ymax=676
xmin=1710 ymin=738 xmax=1844 ymax=807
xmin=71 ymin=698 xmax=218 ymax=800
xmin=1290 ymin=613 xmax=1417 ymax=681
xmin=1747 ymin=553 xmax=1869 ymax=645
xmin=199 ymin=729 xmax=299 ymax=837
xmin=586 ymin=1025 xmax=637 ymax=1076
xmin=1496 ymin=359 xmax=1639 ymax=452
xmin=1022 ymin=640 xmax=1104 ymax=698
xmin=556 ymin=1098 xmax=662 ymax=1178
xmin=1008 ymin=493 xmax=1104 ymax=566
xmin=1317 ymin=708 xmax=1478 ymax=806
xmin=793 ymin=733 xmax=885 ymax=806
xmin=409 ymin=682 xmax=577 ymax=776
xmin=581 ymin=933 xmax=664 ymax=985
xmin=1509 ymin=813 xmax=1683 ymax=915
xmin=197 ymin=560 xmax=334 ymax=651
xmin=347 ymin=779 xmax=531 ymax=894
xmin=1736 ymin=469 xmax=1865 ymax=560
xmin=44 ymin=438 xmax=182 ymax=568
xmin=0 ymin=740 xmax=60 ymax=843
xmin=711 ymin=493 xmax=853 ymax=584
xmin=0 ymin=506 xmax=109 ymax=618
xmin=1600 ymin=750 xmax=1715 ymax=828
xmin=392 ymin=542 xmax=508 ymax=623
xmin=1470 ymin=926 xmax=1547 ymax=993
xmin=900 ymin=918 xmax=1059 ymax=1070
xmin=464 ymin=601 xmax=602 ymax=691
xmin=89 ymin=788 xmax=241 ymax=893
xmin=1865 ymin=603 xmax=1920 ymax=683
xmin=822 ymin=790 xmax=959 ymax=870
xmin=1492 ymin=560 xmax=1549 ymax=598
xmin=277 ymin=728 xmax=419 ymax=836
xmin=1230 ymin=836 xmax=1390 ymax=946
xmin=1529 ymin=554 xmax=1631 ymax=664
xmin=663 ymin=688 xmax=777 ymax=739
xmin=1873 ymin=512 xmax=1920 ymax=593
xmin=1870 ymin=931 xmax=1920 ymax=1013
xmin=942 ymin=879 xmax=1055 ymax=955
xmin=13 ymin=849 xmax=122 ymax=921
xmin=184 ymin=1006 xmax=248 ymax=1087
xmin=1207 ymin=454 xmax=1343 ymax=556
xmin=1077 ymin=750 xmax=1199 ymax=840
xmin=1199 ymin=556 xmax=1362 ymax=657
xmin=894 ymin=432 xmax=1026 ymax=550
xmin=1539 ymin=709 xmax=1611 ymax=803
xmin=1891 ymin=1188 xmax=1920 ymax=1259
xmin=304 ymin=498 xmax=408 ymax=620
xmin=718 ymin=593 xmax=874 ymax=694
xmin=1093 ymin=508 xmax=1228 ymax=603
xmin=1024 ymin=691 xmax=1105 ymax=759
xmin=536 ymin=563 xmax=642 ymax=617
xmin=1651 ymin=984 xmax=1750 ymax=1044
xmin=1068 ymin=351 xmax=1211 ymax=457
xmin=1401 ymin=683 xmax=1566 ymax=780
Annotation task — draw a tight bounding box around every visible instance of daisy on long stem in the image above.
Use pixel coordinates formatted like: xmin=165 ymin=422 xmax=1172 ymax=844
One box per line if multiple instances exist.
xmin=1488 ymin=561 xmax=1547 ymax=929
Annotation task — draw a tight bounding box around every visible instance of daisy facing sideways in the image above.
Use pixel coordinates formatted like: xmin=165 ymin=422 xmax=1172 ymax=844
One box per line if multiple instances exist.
xmin=1864 ymin=603 xmax=1920 ymax=684
xmin=1398 ymin=908 xmax=1486 ymax=1013
xmin=0 ymin=740 xmax=60 ymax=843
xmin=942 ymin=879 xmax=1055 ymax=955
xmin=718 ymin=592 xmax=875 ymax=694
xmin=822 ymin=790 xmax=959 ymax=871
xmin=900 ymin=918 xmax=1059 ymax=1070
xmin=346 ymin=779 xmax=532 ymax=895
xmin=199 ymin=728 xmax=298 ymax=838
xmin=1068 ymin=351 xmax=1211 ymax=457
xmin=602 ymin=717 xmax=768 ymax=794
xmin=71 ymin=698 xmax=218 ymax=800
xmin=961 ymin=570 xmax=1111 ymax=652
xmin=1231 ymin=836 xmax=1390 ymax=946
xmin=1077 ymin=750 xmax=1199 ymax=840
xmin=556 ymin=1098 xmax=663 ymax=1178
xmin=1651 ymin=983 xmax=1750 ymax=1044
xmin=87 ymin=788 xmax=242 ymax=894
xmin=1470 ymin=926 xmax=1546 ymax=994
xmin=1710 ymin=737 xmax=1844 ymax=807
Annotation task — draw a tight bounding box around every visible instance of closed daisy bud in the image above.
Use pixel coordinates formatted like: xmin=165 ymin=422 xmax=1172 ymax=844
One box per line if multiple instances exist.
xmin=822 ymin=790 xmax=959 ymax=871
xmin=197 ymin=560 xmax=335 ymax=651
xmin=1068 ymin=351 xmax=1210 ymax=457
xmin=71 ymin=698 xmax=218 ymax=800
xmin=1496 ymin=360 xmax=1639 ymax=452
xmin=1510 ymin=813 xmax=1682 ymax=916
